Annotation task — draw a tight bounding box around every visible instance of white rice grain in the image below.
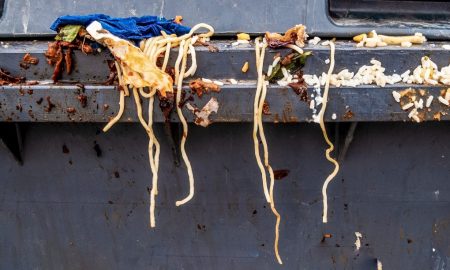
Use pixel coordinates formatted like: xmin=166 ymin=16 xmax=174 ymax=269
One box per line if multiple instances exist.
xmin=426 ymin=95 xmax=434 ymax=107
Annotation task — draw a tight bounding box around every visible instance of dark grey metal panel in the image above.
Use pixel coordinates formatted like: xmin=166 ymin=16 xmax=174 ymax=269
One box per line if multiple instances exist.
xmin=1 ymin=41 xmax=450 ymax=123
xmin=2 ymin=41 xmax=450 ymax=82
xmin=1 ymin=0 xmax=450 ymax=38
xmin=1 ymin=84 xmax=449 ymax=123
xmin=0 ymin=122 xmax=449 ymax=269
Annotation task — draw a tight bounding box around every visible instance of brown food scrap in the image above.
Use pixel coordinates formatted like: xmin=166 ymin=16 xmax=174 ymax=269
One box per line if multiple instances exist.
xmin=262 ymin=101 xmax=271 ymax=115
xmin=158 ymin=92 xmax=175 ymax=122
xmin=103 ymin=104 xmax=109 ymax=111
xmin=62 ymin=144 xmax=70 ymax=154
xmin=418 ymin=89 xmax=426 ymax=96
xmin=0 ymin=68 xmax=26 ymax=85
xmin=52 ymin=45 xmax=64 ymax=82
xmin=189 ymin=79 xmax=221 ymax=98
xmin=44 ymin=96 xmax=55 ymax=112
xmin=26 ymin=81 xmax=39 ymax=86
xmin=273 ymin=169 xmax=290 ymax=180
xmin=16 ymin=104 xmax=23 ymax=112
xmin=64 ymin=48 xmax=73 ymax=75
xmin=81 ymin=43 xmax=94 ymax=54
xmin=66 ymin=107 xmax=76 ymax=114
xmin=434 ymin=112 xmax=442 ymax=121
xmin=77 ymin=94 xmax=87 ymax=108
xmin=174 ymin=15 xmax=183 ymax=24
xmin=20 ymin=53 xmax=39 ymax=69
xmin=44 ymin=41 xmax=60 ymax=65
xmin=265 ymin=24 xmax=307 ymax=48
xmin=36 ymin=97 xmax=43 ymax=105
xmin=207 ymin=45 xmax=219 ymax=53
xmin=104 ymin=60 xmax=117 ymax=85
xmin=281 ymin=53 xmax=295 ymax=66
xmin=321 ymin=234 xmax=333 ymax=242
xmin=45 ymin=41 xmax=65 ymax=82
xmin=288 ymin=81 xmax=308 ymax=102
xmin=343 ymin=109 xmax=354 ymax=120
xmin=27 ymin=89 xmax=33 ymax=95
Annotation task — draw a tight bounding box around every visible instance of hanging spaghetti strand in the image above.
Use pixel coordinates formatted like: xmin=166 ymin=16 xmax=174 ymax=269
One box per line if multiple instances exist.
xmin=254 ymin=37 xmax=283 ymax=265
xmin=318 ymin=40 xmax=340 ymax=224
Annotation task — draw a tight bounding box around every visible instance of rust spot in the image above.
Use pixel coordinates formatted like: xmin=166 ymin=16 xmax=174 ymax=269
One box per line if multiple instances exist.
xmin=343 ymin=109 xmax=354 ymax=120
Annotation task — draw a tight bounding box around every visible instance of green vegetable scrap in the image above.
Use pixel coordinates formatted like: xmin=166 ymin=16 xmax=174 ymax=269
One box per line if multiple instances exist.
xmin=55 ymin=25 xmax=82 ymax=42
xmin=268 ymin=51 xmax=311 ymax=82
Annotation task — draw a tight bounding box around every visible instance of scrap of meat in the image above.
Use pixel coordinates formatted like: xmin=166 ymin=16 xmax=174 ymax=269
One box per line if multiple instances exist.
xmin=104 ymin=60 xmax=118 ymax=85
xmin=0 ymin=68 xmax=25 ymax=85
xmin=20 ymin=53 xmax=39 ymax=69
xmin=265 ymin=25 xmax=307 ymax=48
xmin=189 ymin=79 xmax=220 ymax=98
xmin=186 ymin=97 xmax=219 ymax=127
xmin=64 ymin=48 xmax=73 ymax=75
xmin=45 ymin=41 xmax=64 ymax=82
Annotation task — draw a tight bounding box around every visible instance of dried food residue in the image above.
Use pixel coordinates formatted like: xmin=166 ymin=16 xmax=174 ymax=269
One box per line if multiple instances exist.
xmin=77 ymin=94 xmax=87 ymax=108
xmin=44 ymin=96 xmax=56 ymax=112
xmin=265 ymin=24 xmax=307 ymax=48
xmin=20 ymin=53 xmax=39 ymax=69
xmin=262 ymin=101 xmax=271 ymax=115
xmin=186 ymin=97 xmax=219 ymax=127
xmin=273 ymin=169 xmax=290 ymax=180
xmin=0 ymin=68 xmax=25 ymax=85
xmin=189 ymin=79 xmax=221 ymax=98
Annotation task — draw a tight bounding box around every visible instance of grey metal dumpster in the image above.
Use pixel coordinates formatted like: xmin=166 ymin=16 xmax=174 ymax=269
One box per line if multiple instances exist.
xmin=1 ymin=1 xmax=449 ymax=269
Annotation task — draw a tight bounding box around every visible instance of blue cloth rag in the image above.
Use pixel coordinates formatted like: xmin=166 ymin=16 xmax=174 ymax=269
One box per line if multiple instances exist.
xmin=50 ymin=14 xmax=191 ymax=40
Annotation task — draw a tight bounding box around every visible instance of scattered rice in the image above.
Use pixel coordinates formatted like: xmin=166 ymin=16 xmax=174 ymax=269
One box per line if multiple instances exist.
xmin=229 ymin=79 xmax=238 ymax=85
xmin=426 ymin=95 xmax=434 ymax=107
xmin=402 ymin=102 xmax=414 ymax=110
xmin=442 ymin=45 xmax=450 ymax=50
xmin=401 ymin=41 xmax=412 ymax=48
xmin=325 ymin=59 xmax=330 ymax=64
xmin=202 ymin=78 xmax=213 ymax=83
xmin=213 ymin=80 xmax=224 ymax=86
xmin=438 ymin=96 xmax=449 ymax=106
xmin=308 ymin=36 xmax=321 ymax=46
xmin=331 ymin=113 xmax=337 ymax=120
xmin=392 ymin=91 xmax=401 ymax=102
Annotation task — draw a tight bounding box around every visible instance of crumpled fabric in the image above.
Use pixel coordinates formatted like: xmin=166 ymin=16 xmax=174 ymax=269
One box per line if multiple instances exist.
xmin=50 ymin=14 xmax=190 ymax=41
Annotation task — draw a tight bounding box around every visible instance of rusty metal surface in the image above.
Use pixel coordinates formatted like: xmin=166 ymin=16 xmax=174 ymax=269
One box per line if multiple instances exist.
xmin=0 ymin=122 xmax=449 ymax=269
